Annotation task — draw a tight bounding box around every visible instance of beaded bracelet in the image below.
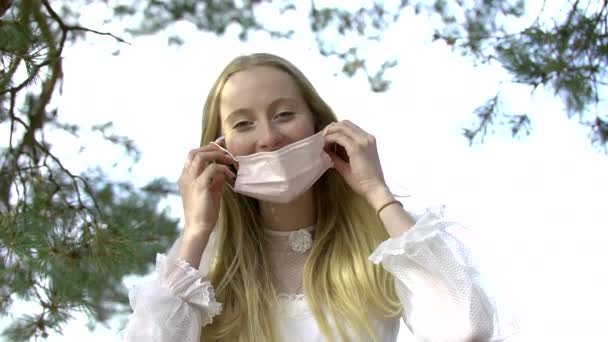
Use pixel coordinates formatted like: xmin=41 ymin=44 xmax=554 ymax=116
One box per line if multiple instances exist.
xmin=376 ymin=200 xmax=403 ymax=218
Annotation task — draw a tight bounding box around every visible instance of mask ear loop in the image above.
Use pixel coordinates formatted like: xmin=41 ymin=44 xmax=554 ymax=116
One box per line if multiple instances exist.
xmin=210 ymin=136 xmax=237 ymax=190
xmin=210 ymin=136 xmax=237 ymax=159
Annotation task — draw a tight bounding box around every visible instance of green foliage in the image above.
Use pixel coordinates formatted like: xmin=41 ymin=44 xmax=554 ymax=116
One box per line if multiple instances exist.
xmin=429 ymin=0 xmax=606 ymax=148
xmin=1 ymin=1 xmax=180 ymax=340
xmin=309 ymin=2 xmax=403 ymax=91
xmin=110 ymin=0 xmax=608 ymax=148
xmin=497 ymin=6 xmax=605 ymax=115
xmin=463 ymin=94 xmax=531 ymax=144
xmin=118 ymin=0 xmax=293 ymax=43
xmin=0 ymin=5 xmax=44 ymax=94
xmin=92 ymin=122 xmax=141 ymax=162
xmin=0 ymin=172 xmax=178 ymax=340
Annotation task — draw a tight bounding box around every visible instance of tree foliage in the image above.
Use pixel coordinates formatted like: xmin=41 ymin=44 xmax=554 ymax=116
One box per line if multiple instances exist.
xmin=0 ymin=0 xmax=606 ymax=340
xmin=0 ymin=173 xmax=177 ymax=340
xmin=108 ymin=0 xmax=607 ymax=148
xmin=1 ymin=1 xmax=178 ymax=340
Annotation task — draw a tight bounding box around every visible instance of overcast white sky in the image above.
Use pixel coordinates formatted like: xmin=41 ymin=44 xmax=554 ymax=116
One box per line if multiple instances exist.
xmin=3 ymin=1 xmax=608 ymax=341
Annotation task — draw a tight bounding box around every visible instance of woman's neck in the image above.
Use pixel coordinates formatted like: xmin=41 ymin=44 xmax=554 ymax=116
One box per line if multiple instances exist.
xmin=259 ymin=189 xmax=316 ymax=231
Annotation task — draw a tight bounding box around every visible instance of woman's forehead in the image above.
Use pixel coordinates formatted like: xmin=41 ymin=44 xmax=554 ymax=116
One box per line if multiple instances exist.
xmin=223 ymin=67 xmax=301 ymax=99
xmin=219 ymin=66 xmax=305 ymax=115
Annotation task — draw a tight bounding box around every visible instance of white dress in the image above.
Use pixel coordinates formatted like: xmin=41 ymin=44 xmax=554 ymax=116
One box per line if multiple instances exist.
xmin=120 ymin=202 xmax=519 ymax=341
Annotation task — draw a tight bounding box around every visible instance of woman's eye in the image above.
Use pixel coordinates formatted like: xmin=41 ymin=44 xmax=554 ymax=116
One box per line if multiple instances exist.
xmin=233 ymin=121 xmax=252 ymax=130
xmin=274 ymin=111 xmax=294 ymax=120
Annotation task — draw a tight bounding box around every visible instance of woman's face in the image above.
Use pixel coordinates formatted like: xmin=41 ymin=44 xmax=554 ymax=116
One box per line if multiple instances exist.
xmin=219 ymin=66 xmax=316 ymax=156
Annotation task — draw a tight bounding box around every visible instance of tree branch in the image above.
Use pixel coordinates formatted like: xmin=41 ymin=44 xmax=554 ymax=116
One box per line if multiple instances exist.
xmin=0 ymin=59 xmax=54 ymax=96
xmin=64 ymin=25 xmax=131 ymax=45
xmin=42 ymin=0 xmax=130 ymax=45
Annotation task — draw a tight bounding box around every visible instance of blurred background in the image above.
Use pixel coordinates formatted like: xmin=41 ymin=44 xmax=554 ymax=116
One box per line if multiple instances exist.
xmin=1 ymin=0 xmax=607 ymax=340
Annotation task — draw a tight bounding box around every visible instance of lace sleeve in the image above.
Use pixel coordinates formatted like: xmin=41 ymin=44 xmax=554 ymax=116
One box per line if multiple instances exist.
xmin=120 ymin=233 xmax=222 ymax=342
xmin=369 ymin=206 xmax=518 ymax=341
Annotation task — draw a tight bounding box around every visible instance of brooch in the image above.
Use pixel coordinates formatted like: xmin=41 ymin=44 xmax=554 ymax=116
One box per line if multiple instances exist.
xmin=287 ymin=228 xmax=312 ymax=254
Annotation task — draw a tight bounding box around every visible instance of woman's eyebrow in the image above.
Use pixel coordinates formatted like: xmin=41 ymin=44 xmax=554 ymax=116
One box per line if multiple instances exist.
xmin=271 ymin=96 xmax=298 ymax=105
xmin=268 ymin=97 xmax=300 ymax=109
xmin=224 ymin=108 xmax=250 ymax=124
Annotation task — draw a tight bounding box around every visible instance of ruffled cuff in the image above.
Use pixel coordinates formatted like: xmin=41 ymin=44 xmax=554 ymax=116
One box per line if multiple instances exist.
xmin=157 ymin=253 xmax=223 ymax=325
xmin=121 ymin=254 xmax=222 ymax=342
xmin=368 ymin=206 xmax=519 ymax=341
xmin=369 ymin=205 xmax=457 ymax=265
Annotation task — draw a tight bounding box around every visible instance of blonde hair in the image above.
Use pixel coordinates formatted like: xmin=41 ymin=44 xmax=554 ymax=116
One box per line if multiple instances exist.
xmin=200 ymin=53 xmax=401 ymax=341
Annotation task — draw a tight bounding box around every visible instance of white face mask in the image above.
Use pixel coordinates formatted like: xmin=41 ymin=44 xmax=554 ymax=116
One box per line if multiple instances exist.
xmin=212 ymin=131 xmax=333 ymax=203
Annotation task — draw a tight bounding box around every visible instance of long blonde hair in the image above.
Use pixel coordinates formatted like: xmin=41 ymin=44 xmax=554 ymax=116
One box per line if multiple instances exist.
xmin=200 ymin=53 xmax=401 ymax=341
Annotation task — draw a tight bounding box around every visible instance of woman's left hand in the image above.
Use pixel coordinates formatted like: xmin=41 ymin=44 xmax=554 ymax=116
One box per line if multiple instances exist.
xmin=323 ymin=120 xmax=393 ymax=208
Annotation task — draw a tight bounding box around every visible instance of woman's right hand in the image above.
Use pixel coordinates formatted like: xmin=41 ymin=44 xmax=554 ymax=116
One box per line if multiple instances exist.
xmin=178 ymin=140 xmax=236 ymax=236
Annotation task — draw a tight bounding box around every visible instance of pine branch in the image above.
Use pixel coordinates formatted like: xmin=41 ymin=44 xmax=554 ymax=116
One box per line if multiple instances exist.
xmin=41 ymin=0 xmax=130 ymax=45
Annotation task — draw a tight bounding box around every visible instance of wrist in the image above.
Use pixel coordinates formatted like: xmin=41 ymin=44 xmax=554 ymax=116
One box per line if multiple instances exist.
xmin=365 ymin=185 xmax=395 ymax=211
xmin=183 ymin=224 xmax=214 ymax=240
xmin=178 ymin=227 xmax=213 ymax=269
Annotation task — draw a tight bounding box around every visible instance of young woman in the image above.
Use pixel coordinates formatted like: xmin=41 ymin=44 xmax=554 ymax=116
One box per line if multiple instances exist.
xmin=121 ymin=53 xmax=516 ymax=341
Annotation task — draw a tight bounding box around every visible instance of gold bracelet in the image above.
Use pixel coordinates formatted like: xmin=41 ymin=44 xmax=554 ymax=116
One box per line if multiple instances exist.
xmin=376 ymin=200 xmax=402 ymax=218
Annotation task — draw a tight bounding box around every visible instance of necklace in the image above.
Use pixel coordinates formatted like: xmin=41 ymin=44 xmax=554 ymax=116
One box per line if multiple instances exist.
xmin=264 ymin=225 xmax=314 ymax=254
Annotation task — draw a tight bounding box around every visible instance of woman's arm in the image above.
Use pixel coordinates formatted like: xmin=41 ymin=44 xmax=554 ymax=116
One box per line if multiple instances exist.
xmin=323 ymin=120 xmax=518 ymax=340
xmin=178 ymin=227 xmax=214 ymax=269
xmin=369 ymin=208 xmax=518 ymax=341
xmin=366 ymin=186 xmax=416 ymax=238
xmin=322 ymin=120 xmax=415 ymax=237
xmin=120 ymin=233 xmax=222 ymax=342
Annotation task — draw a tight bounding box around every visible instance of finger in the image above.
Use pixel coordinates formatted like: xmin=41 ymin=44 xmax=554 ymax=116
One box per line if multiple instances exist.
xmin=322 ymin=121 xmax=336 ymax=134
xmin=208 ymin=137 xmax=239 ymax=169
xmin=199 ymin=163 xmax=236 ymax=189
xmin=324 ymin=130 xmax=358 ymax=156
xmin=214 ymin=163 xmax=237 ymax=181
xmin=185 ymin=145 xmax=226 ymax=165
xmin=326 ymin=120 xmax=374 ymax=146
xmin=186 ymin=150 xmax=234 ymax=169
xmin=186 ymin=150 xmax=235 ymax=176
xmin=326 ymin=149 xmax=351 ymax=177
xmin=330 ymin=142 xmax=349 ymax=162
xmin=340 ymin=120 xmax=371 ymax=137
xmin=213 ymin=135 xmax=226 ymax=147
xmin=190 ymin=154 xmax=208 ymax=177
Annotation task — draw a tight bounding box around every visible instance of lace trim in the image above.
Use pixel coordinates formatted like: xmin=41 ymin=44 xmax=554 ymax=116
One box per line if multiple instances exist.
xmin=155 ymin=254 xmax=223 ymax=326
xmin=173 ymin=256 xmax=223 ymax=325
xmin=263 ymin=224 xmax=315 ymax=237
xmin=175 ymin=257 xmax=203 ymax=278
xmin=275 ymin=293 xmax=311 ymax=319
xmin=199 ymin=283 xmax=222 ymax=325
xmin=369 ymin=207 xmax=447 ymax=264
xmin=277 ymin=293 xmax=306 ymax=301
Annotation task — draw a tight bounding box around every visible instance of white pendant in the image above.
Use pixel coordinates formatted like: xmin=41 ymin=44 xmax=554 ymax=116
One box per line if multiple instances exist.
xmin=287 ymin=228 xmax=312 ymax=254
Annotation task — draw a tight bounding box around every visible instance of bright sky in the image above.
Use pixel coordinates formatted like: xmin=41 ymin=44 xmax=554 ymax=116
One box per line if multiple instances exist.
xmin=3 ymin=1 xmax=608 ymax=341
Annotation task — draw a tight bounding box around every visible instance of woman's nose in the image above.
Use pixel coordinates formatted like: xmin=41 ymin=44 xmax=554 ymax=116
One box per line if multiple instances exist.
xmin=257 ymin=123 xmax=283 ymax=152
